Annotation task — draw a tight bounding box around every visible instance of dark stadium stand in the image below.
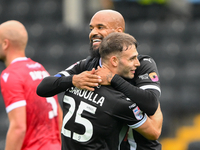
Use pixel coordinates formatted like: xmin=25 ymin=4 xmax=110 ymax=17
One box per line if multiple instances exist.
xmin=0 ymin=0 xmax=200 ymax=149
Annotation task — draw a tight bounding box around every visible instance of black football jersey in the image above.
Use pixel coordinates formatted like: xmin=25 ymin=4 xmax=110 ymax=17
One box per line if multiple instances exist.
xmin=61 ymin=85 xmax=147 ymax=150
xmin=59 ymin=55 xmax=161 ymax=150
xmin=133 ymin=55 xmax=161 ymax=94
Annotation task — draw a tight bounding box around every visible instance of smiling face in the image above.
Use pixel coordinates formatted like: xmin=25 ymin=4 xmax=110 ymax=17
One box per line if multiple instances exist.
xmin=116 ymin=45 xmax=140 ymax=79
xmin=99 ymin=32 xmax=140 ymax=79
xmin=89 ymin=10 xmax=125 ymax=57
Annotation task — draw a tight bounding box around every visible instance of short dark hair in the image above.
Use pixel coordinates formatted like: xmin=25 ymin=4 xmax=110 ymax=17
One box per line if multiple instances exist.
xmin=99 ymin=32 xmax=137 ymax=59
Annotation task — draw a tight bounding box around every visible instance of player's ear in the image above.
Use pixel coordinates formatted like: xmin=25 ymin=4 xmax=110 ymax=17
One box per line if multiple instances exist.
xmin=117 ymin=27 xmax=123 ymax=33
xmin=2 ymin=39 xmax=9 ymax=50
xmin=110 ymin=56 xmax=118 ymax=67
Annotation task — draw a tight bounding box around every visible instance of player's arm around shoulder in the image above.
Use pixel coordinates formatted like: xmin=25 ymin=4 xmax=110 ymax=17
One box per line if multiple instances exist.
xmin=37 ymin=57 xmax=92 ymax=97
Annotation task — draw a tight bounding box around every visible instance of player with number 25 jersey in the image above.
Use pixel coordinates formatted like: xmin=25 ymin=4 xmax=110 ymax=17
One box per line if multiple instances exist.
xmin=61 ymin=84 xmax=147 ymax=150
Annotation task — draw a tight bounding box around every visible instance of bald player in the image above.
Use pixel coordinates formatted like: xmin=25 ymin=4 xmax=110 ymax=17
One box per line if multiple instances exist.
xmin=37 ymin=10 xmax=162 ymax=150
xmin=0 ymin=20 xmax=63 ymax=150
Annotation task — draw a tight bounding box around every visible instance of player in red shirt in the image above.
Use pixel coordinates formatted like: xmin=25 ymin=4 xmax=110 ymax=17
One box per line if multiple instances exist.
xmin=0 ymin=20 xmax=63 ymax=150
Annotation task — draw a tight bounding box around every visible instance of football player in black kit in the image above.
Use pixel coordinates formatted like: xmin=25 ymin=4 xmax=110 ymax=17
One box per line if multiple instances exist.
xmin=37 ymin=32 xmax=160 ymax=150
xmin=37 ymin=10 xmax=162 ymax=150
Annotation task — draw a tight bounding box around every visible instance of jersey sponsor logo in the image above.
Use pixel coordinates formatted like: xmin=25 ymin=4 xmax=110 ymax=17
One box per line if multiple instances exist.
xmin=149 ymin=72 xmax=159 ymax=82
xmin=29 ymin=71 xmax=49 ymax=80
xmin=138 ymin=73 xmax=149 ymax=80
xmin=26 ymin=62 xmax=41 ymax=68
xmin=133 ymin=106 xmax=143 ymax=120
xmin=2 ymin=73 xmax=9 ymax=82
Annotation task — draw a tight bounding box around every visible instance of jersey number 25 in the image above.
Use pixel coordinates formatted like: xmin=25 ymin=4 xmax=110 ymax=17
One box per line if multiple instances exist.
xmin=61 ymin=95 xmax=97 ymax=142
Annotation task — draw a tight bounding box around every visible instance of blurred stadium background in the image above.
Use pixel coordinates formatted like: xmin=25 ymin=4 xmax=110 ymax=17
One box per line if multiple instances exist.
xmin=0 ymin=0 xmax=200 ymax=149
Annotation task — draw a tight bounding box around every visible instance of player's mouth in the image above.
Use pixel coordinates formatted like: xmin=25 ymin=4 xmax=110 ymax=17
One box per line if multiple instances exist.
xmin=131 ymin=70 xmax=135 ymax=74
xmin=92 ymin=39 xmax=102 ymax=46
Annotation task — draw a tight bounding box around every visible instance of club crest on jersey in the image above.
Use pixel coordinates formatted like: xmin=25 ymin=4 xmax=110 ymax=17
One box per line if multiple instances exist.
xmin=133 ymin=106 xmax=143 ymax=120
xmin=149 ymin=72 xmax=159 ymax=82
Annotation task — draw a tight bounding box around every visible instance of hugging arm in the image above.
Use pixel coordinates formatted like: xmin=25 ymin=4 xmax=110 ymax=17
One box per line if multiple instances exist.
xmin=37 ymin=75 xmax=73 ymax=97
xmin=37 ymin=57 xmax=101 ymax=97
xmin=96 ymin=56 xmax=161 ymax=116
xmin=111 ymin=74 xmax=159 ymax=116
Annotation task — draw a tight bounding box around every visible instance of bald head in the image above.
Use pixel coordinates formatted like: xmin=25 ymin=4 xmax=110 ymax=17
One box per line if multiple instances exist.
xmin=0 ymin=20 xmax=28 ymax=50
xmin=91 ymin=9 xmax=125 ymax=31
xmin=89 ymin=10 xmax=126 ymax=57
